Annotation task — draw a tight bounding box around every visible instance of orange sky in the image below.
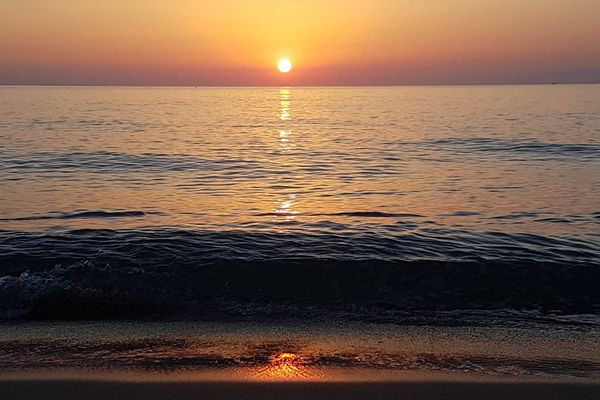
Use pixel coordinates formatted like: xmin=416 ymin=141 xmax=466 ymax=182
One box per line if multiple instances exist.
xmin=1 ymin=0 xmax=599 ymax=85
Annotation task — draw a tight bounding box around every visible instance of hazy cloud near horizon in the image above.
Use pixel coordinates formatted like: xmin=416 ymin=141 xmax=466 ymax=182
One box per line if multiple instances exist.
xmin=1 ymin=0 xmax=599 ymax=85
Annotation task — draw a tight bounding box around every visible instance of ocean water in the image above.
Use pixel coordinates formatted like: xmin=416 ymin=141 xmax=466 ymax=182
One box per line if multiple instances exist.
xmin=0 ymin=85 xmax=599 ymax=324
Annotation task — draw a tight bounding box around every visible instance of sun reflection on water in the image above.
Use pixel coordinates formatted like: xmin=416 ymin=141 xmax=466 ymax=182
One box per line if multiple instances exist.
xmin=279 ymin=88 xmax=291 ymax=121
xmin=272 ymin=88 xmax=300 ymax=221
xmin=279 ymin=129 xmax=292 ymax=143
xmin=274 ymin=193 xmax=299 ymax=221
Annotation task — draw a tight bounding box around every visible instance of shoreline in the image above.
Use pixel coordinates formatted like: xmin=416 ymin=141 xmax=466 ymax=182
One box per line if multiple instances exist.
xmin=1 ymin=320 xmax=599 ymax=383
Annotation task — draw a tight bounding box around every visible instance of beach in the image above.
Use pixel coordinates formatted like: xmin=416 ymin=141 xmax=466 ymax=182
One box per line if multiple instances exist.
xmin=0 ymin=320 xmax=599 ymax=399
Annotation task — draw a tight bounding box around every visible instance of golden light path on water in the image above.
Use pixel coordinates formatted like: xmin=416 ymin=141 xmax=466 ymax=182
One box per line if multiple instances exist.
xmin=273 ymin=88 xmax=299 ymax=221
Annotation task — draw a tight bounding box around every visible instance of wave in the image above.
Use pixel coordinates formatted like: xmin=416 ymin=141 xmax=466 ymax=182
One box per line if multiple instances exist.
xmin=22 ymin=116 xmax=159 ymax=133
xmin=428 ymin=138 xmax=600 ymax=159
xmin=2 ymin=137 xmax=598 ymax=178
xmin=255 ymin=212 xmax=424 ymax=218
xmin=0 ymin=151 xmax=267 ymax=174
xmin=0 ymin=210 xmax=149 ymax=222
xmin=0 ymin=228 xmax=598 ymax=322
xmin=378 ymin=137 xmax=600 ymax=161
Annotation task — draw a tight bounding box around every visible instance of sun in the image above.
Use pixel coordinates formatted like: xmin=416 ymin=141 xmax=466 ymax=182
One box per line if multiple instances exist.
xmin=277 ymin=58 xmax=293 ymax=73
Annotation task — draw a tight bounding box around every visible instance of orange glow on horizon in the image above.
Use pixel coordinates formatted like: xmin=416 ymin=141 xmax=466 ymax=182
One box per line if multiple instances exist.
xmin=1 ymin=1 xmax=599 ymax=85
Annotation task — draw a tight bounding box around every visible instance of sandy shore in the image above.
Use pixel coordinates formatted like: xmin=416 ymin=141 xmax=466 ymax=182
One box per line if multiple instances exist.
xmin=1 ymin=321 xmax=599 ymax=399
xmin=1 ymin=378 xmax=599 ymax=400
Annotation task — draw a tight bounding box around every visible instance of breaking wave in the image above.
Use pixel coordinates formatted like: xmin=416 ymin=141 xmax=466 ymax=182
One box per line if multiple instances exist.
xmin=0 ymin=228 xmax=598 ymax=322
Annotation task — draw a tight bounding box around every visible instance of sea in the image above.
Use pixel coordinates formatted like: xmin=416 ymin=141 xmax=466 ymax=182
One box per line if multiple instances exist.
xmin=0 ymin=85 xmax=599 ymax=380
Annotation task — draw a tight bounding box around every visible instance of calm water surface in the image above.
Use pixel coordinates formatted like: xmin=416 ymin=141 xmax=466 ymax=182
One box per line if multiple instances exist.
xmin=1 ymin=85 xmax=599 ymax=233
xmin=0 ymin=85 xmax=599 ymax=322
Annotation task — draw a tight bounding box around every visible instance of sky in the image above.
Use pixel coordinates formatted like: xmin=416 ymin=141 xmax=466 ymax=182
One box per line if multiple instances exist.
xmin=1 ymin=0 xmax=599 ymax=86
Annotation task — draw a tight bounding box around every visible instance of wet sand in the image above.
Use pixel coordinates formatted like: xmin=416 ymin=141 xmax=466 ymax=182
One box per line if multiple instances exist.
xmin=1 ymin=321 xmax=599 ymax=399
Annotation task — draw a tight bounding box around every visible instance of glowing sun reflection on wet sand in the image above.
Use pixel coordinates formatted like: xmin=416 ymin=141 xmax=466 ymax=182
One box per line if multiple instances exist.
xmin=252 ymin=353 xmax=322 ymax=381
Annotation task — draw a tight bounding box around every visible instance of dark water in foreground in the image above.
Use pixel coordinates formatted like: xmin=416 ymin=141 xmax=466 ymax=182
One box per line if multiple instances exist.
xmin=0 ymin=85 xmax=599 ymax=324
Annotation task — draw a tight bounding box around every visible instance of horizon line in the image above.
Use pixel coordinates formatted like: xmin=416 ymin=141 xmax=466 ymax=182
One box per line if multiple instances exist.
xmin=2 ymin=82 xmax=599 ymax=89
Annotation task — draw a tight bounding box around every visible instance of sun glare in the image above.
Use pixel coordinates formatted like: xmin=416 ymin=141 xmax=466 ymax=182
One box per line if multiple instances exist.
xmin=277 ymin=58 xmax=293 ymax=73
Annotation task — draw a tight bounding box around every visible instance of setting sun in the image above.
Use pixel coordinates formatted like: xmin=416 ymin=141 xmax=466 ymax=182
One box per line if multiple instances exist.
xmin=277 ymin=59 xmax=293 ymax=73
